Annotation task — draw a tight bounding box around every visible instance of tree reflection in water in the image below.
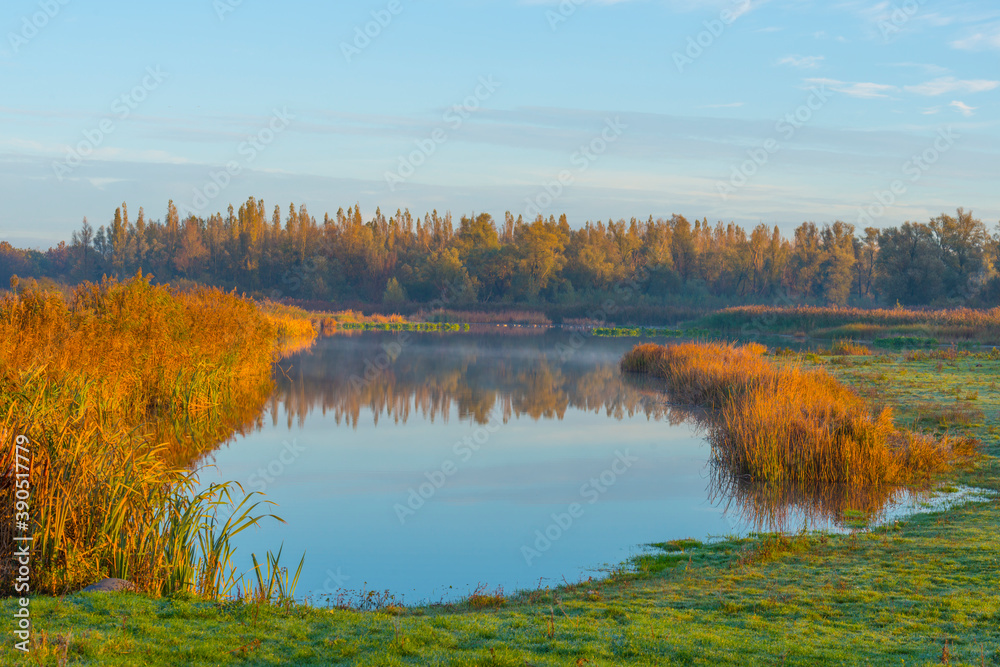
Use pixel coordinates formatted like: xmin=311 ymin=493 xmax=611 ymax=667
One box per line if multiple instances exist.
xmin=260 ymin=332 xmax=919 ymax=533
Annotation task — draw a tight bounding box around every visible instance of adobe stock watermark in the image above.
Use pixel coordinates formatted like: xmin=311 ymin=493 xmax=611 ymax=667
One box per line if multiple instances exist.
xmin=268 ymin=255 xmax=321 ymax=301
xmin=877 ymin=0 xmax=927 ymax=41
xmin=214 ymin=0 xmax=245 ymax=21
xmin=341 ymin=0 xmax=405 ymax=63
xmin=555 ymin=266 xmax=650 ymax=362
xmin=52 ymin=66 xmax=168 ymax=181
xmin=7 ymin=0 xmax=70 ymax=54
xmin=393 ymin=410 xmax=504 ymax=524
xmin=673 ymin=0 xmax=750 ymax=73
xmin=717 ymin=84 xmax=833 ymax=201
xmin=545 ymin=0 xmax=586 ymax=31
xmin=247 ymin=439 xmax=305 ymax=493
xmin=521 ymin=449 xmax=638 ymax=566
xmin=523 ymin=117 xmax=627 ymax=219
xmin=12 ymin=435 xmax=32 ymax=653
xmin=385 ymin=76 xmax=501 ymax=192
xmin=349 ymin=336 xmax=409 ymax=390
xmin=185 ymin=107 xmax=294 ymax=214
xmin=346 ymin=276 xmax=471 ymax=395
xmin=856 ymin=126 xmax=958 ymax=227
xmin=320 ymin=567 xmax=351 ymax=595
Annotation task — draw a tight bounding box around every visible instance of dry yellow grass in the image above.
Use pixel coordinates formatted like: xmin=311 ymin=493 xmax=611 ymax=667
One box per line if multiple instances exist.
xmin=0 ymin=274 xmax=315 ymax=596
xmin=829 ymin=339 xmax=872 ymax=356
xmin=621 ymin=342 xmax=974 ymax=485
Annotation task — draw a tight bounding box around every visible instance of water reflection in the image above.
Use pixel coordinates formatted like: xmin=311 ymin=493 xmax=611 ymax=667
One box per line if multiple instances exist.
xmin=264 ymin=333 xmax=682 ymax=428
xmin=708 ymin=468 xmax=913 ymax=533
xmin=195 ymin=331 xmax=980 ymax=601
xmin=621 ymin=372 xmax=920 ymax=533
xmin=250 ymin=332 xmax=916 ymax=534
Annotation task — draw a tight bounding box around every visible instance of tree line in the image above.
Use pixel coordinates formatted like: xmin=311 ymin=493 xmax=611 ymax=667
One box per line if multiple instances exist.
xmin=2 ymin=199 xmax=996 ymax=308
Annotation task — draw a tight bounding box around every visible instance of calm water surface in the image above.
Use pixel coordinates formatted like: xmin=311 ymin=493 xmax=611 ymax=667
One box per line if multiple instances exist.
xmin=196 ymin=331 xmax=929 ymax=604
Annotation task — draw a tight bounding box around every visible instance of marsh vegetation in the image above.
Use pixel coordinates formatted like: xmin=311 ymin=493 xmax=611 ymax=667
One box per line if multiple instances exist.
xmin=621 ymin=341 xmax=978 ymax=486
xmin=0 ymin=275 xmax=314 ymax=597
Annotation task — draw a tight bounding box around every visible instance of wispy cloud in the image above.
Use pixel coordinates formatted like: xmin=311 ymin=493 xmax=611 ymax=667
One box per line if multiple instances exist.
xmin=729 ymin=0 xmax=754 ymax=21
xmin=811 ymin=30 xmax=848 ymax=42
xmin=847 ymin=0 xmax=958 ymax=39
xmin=886 ymin=62 xmax=950 ymax=75
xmin=86 ymin=177 xmax=128 ymax=190
xmin=777 ymin=55 xmax=824 ymax=69
xmin=805 ymin=77 xmax=896 ymax=99
xmin=951 ymin=23 xmax=1000 ymax=50
xmin=903 ymin=76 xmax=999 ymax=96
xmin=949 ymin=100 xmax=977 ymax=117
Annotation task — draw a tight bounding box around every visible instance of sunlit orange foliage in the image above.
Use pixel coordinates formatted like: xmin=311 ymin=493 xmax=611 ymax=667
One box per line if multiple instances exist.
xmin=622 ymin=342 xmax=972 ymax=485
xmin=829 ymin=340 xmax=872 ymax=356
xmin=0 ymin=274 xmax=314 ymax=596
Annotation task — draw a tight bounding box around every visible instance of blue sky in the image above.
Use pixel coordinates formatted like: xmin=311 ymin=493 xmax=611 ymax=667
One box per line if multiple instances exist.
xmin=1 ymin=0 xmax=998 ymax=247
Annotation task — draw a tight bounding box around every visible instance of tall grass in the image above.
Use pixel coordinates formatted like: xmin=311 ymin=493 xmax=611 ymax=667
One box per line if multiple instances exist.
xmin=697 ymin=305 xmax=1000 ymax=343
xmin=0 ymin=274 xmax=315 ymax=596
xmin=828 ymin=339 xmax=872 ymax=356
xmin=621 ymin=342 xmax=975 ymax=485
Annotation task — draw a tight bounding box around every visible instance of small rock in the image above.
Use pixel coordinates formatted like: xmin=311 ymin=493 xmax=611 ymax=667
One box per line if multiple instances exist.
xmin=78 ymin=578 xmax=136 ymax=594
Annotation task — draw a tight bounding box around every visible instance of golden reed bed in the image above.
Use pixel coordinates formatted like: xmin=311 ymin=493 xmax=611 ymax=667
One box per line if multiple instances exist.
xmin=621 ymin=342 xmax=976 ymax=485
xmin=0 ymin=275 xmax=315 ymax=596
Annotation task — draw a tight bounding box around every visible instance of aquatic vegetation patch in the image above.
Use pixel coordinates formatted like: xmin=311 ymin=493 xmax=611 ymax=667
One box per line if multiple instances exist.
xmin=621 ymin=342 xmax=977 ymax=485
xmin=332 ymin=321 xmax=469 ymax=333
xmin=873 ymin=336 xmax=940 ymax=350
xmin=591 ymin=326 xmax=683 ymax=338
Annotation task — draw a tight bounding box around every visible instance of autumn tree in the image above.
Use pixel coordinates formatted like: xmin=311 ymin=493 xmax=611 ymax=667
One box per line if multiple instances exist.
xmin=931 ymin=208 xmax=988 ymax=299
xmin=109 ymin=205 xmax=129 ymax=276
xmin=514 ymin=217 xmax=566 ymax=299
xmin=853 ymin=227 xmax=879 ymax=301
xmin=70 ymin=217 xmax=95 ymax=280
xmin=818 ymin=221 xmax=856 ymax=305
xmin=876 ymin=222 xmax=945 ymax=305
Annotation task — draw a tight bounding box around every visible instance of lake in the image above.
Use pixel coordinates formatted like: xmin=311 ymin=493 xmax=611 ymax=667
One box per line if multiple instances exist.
xmin=196 ymin=330 xmax=938 ymax=605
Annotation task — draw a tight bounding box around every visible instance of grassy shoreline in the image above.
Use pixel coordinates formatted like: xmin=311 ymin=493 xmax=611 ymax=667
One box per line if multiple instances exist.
xmin=4 ymin=330 xmax=1000 ymax=664
xmin=693 ymin=305 xmax=1000 ymax=345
